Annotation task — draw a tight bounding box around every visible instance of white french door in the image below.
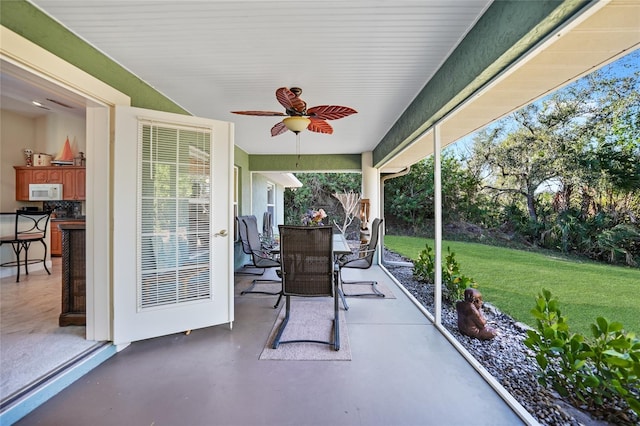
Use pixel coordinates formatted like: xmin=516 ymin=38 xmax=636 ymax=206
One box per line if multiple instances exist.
xmin=112 ymin=106 xmax=233 ymax=345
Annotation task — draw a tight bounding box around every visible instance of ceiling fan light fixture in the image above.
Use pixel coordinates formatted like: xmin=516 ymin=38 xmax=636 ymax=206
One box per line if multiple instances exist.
xmin=283 ymin=116 xmax=311 ymax=134
xmin=232 ymin=87 xmax=356 ymax=137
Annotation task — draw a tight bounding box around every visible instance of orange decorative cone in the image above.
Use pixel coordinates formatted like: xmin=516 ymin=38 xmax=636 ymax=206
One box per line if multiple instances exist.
xmin=57 ymin=137 xmax=74 ymax=161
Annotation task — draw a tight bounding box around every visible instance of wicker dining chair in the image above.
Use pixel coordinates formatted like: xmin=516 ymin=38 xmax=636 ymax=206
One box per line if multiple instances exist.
xmin=272 ymin=225 xmax=339 ymax=351
xmin=236 ymin=215 xmax=283 ymax=306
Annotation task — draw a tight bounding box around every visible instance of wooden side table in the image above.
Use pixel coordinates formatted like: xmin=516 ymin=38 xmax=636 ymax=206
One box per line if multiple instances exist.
xmin=59 ymin=224 xmax=86 ymax=326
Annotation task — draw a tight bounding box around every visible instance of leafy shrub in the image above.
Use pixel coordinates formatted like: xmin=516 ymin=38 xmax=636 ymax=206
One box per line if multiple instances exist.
xmin=412 ymin=242 xmax=477 ymax=303
xmin=524 ymin=289 xmax=640 ymax=423
xmin=595 ymin=224 xmax=639 ymax=266
xmin=413 ymin=243 xmax=435 ymax=283
xmin=442 ymin=247 xmax=477 ymax=302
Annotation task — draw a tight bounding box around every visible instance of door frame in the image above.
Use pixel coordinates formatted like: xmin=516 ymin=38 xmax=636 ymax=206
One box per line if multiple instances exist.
xmin=1 ymin=26 xmax=131 ymax=341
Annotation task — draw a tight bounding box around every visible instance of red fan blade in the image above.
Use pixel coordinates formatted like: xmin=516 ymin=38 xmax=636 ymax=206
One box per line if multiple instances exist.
xmin=271 ymin=121 xmax=288 ymax=137
xmin=307 ymin=105 xmax=357 ymax=120
xmin=231 ymin=110 xmax=286 ymax=116
xmin=308 ymin=118 xmax=333 ymax=134
xmin=275 ymin=87 xmax=307 ymax=114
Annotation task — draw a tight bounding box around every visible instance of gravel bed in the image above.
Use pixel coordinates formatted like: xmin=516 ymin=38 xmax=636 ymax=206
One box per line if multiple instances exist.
xmin=382 ymin=248 xmax=615 ymax=426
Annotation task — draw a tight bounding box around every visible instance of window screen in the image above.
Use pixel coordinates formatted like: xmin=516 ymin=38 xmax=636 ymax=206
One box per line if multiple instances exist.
xmin=138 ymin=121 xmax=212 ymax=309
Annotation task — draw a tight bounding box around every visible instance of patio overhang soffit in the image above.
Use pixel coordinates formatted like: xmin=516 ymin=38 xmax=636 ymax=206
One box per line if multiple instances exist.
xmin=259 ymin=173 xmax=303 ymax=189
xmin=378 ymin=0 xmax=640 ymax=174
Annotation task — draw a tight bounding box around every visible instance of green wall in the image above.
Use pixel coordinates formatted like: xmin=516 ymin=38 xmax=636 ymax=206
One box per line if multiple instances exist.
xmin=249 ymin=154 xmax=361 ymax=172
xmin=234 ymin=146 xmax=251 ymax=215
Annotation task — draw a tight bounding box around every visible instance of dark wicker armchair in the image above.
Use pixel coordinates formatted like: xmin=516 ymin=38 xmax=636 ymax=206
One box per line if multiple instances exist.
xmin=272 ymin=225 xmax=339 ymax=351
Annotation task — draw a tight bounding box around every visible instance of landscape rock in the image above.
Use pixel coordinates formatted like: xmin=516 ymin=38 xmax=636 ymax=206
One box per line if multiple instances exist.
xmin=383 ymin=248 xmax=617 ymax=426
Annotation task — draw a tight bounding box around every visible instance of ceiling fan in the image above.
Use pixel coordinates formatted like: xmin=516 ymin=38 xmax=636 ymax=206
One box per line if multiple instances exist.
xmin=231 ymin=87 xmax=357 ymax=136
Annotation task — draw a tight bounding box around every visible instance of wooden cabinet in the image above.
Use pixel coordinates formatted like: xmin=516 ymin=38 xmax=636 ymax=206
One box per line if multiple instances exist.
xmin=15 ymin=168 xmax=31 ymax=201
xmin=51 ymin=220 xmax=82 ymax=256
xmin=75 ymin=168 xmax=86 ymax=200
xmin=14 ymin=166 xmax=86 ymax=201
xmin=51 ymin=221 xmax=63 ymax=256
xmin=32 ymin=168 xmax=62 ymax=184
xmin=51 ymin=225 xmax=59 ymax=256
xmin=62 ymin=168 xmax=85 ymax=200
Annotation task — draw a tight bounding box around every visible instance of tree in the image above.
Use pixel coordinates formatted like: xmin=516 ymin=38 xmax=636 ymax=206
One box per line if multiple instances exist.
xmin=470 ymin=97 xmax=587 ymax=224
xmin=284 ymin=173 xmax=362 ymax=238
xmin=468 ymin=55 xmax=640 ymax=264
xmin=384 ymin=159 xmax=434 ymax=233
xmin=332 ymin=190 xmax=361 ymax=235
xmin=384 ymin=152 xmax=482 ymax=233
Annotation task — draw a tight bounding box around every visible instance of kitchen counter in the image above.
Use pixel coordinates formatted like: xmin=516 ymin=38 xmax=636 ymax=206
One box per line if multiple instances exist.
xmin=51 ymin=217 xmax=85 ymax=222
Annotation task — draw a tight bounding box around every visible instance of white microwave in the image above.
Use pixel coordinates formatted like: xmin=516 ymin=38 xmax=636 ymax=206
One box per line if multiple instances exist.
xmin=29 ymin=183 xmax=63 ymax=201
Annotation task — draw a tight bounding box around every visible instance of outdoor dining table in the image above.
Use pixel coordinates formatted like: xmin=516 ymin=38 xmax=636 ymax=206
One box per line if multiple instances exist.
xmin=331 ymin=232 xmax=353 ymax=257
xmin=269 ymin=229 xmax=353 ymax=310
xmin=268 ymin=231 xmax=353 ymax=258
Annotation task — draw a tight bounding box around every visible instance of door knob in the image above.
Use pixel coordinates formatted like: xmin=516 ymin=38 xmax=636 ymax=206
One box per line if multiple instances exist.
xmin=214 ymin=229 xmax=228 ymax=237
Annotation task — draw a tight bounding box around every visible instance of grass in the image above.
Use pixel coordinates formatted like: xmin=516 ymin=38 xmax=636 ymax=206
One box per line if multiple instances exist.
xmin=384 ymin=235 xmax=640 ymax=337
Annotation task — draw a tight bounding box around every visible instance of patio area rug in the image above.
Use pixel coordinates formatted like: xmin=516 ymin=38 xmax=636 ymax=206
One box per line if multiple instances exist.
xmin=259 ymin=298 xmax=351 ymax=361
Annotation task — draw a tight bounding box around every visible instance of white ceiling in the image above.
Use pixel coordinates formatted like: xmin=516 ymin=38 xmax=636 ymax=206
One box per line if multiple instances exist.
xmin=21 ymin=0 xmax=492 ymax=156
xmin=2 ymin=1 xmax=638 ymax=171
xmin=0 ymin=61 xmax=88 ymax=118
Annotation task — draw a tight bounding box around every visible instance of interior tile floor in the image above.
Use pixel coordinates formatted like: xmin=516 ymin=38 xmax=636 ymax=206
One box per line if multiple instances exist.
xmin=10 ymin=265 xmax=526 ymax=425
xmin=0 ymin=258 xmax=100 ymax=403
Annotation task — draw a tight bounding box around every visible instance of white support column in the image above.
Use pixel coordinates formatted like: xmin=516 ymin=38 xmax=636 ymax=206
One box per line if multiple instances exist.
xmin=433 ymin=126 xmax=442 ymax=325
xmin=361 ymin=151 xmax=379 ymax=224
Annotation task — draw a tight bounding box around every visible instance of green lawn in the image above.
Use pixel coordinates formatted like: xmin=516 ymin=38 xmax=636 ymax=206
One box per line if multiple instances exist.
xmin=384 ymin=235 xmax=640 ymax=336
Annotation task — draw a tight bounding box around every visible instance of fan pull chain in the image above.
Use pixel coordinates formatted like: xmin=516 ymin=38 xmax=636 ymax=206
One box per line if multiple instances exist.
xmin=295 ymin=133 xmax=301 ymax=168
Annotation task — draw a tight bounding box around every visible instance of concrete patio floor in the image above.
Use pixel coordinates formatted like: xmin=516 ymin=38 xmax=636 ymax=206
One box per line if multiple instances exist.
xmin=15 ymin=266 xmax=531 ymax=425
